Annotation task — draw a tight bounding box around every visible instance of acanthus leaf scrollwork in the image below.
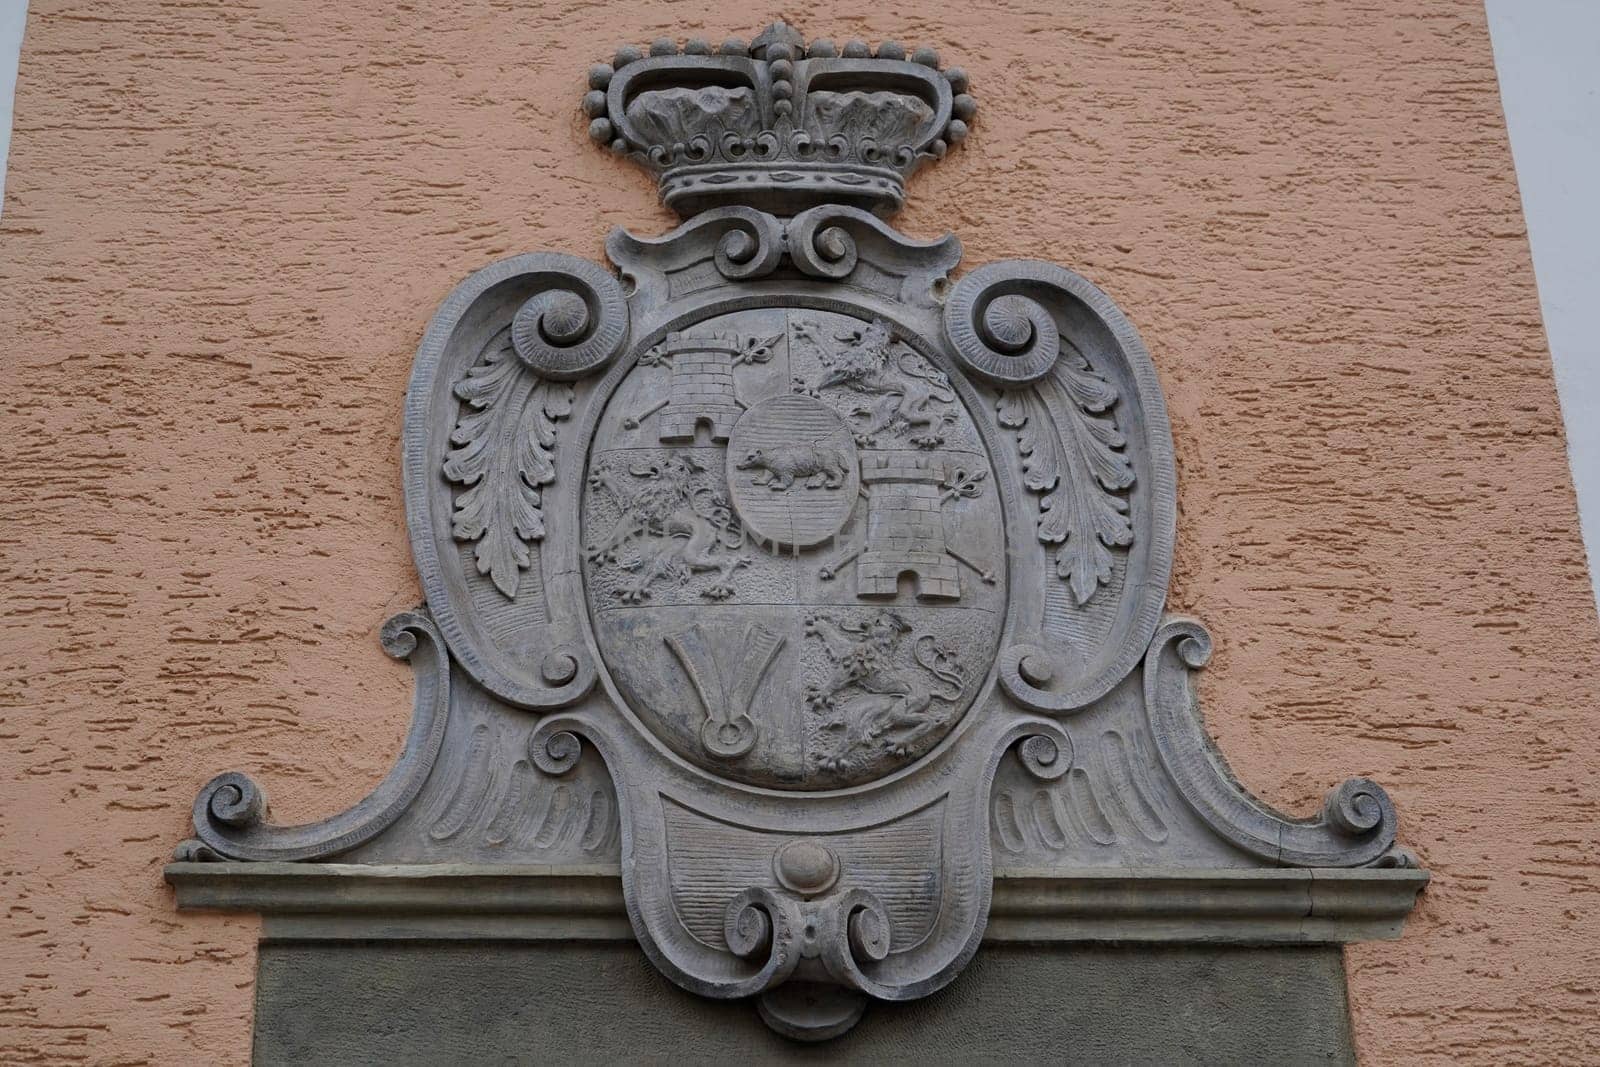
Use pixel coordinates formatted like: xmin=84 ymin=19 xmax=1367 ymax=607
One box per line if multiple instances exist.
xmin=443 ymin=334 xmax=575 ymax=599
xmin=996 ymin=344 xmax=1135 ymax=606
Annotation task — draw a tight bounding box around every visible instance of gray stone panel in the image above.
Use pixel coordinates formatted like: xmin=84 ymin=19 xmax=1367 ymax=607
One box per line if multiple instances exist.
xmin=253 ymin=941 xmax=1355 ymax=1065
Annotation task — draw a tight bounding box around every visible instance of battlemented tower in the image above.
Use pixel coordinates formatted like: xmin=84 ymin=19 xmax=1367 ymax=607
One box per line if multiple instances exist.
xmin=652 ymin=336 xmax=745 ymax=443
xmin=856 ymin=450 xmax=960 ymax=600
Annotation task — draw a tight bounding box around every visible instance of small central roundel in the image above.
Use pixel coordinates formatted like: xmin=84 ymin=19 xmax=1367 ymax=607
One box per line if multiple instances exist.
xmin=727 ymin=395 xmax=860 ymax=550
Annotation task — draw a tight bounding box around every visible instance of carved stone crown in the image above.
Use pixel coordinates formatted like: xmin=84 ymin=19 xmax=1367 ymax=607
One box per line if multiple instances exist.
xmin=583 ymin=22 xmax=976 ymax=217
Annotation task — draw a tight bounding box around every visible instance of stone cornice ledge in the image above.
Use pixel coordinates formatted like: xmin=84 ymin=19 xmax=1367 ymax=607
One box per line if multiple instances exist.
xmin=165 ymin=863 xmax=1427 ymax=945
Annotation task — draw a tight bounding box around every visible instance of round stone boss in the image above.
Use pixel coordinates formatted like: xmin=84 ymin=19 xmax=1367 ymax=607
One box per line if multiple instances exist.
xmin=773 ymin=838 xmax=841 ymax=896
xmin=726 ymin=394 xmax=860 ymax=550
xmin=579 ymin=307 xmax=1006 ymax=791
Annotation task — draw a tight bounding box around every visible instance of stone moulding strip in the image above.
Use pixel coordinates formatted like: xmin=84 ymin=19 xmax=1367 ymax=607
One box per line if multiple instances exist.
xmin=164 ymin=863 xmax=1427 ymax=945
xmin=985 ymin=867 xmax=1427 ymax=943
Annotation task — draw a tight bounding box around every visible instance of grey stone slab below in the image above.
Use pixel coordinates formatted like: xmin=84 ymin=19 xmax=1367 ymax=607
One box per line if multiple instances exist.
xmin=252 ymin=939 xmax=1358 ymax=1065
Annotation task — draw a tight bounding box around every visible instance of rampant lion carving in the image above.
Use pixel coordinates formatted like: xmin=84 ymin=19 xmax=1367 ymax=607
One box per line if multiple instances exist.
xmin=795 ymin=318 xmax=958 ymax=448
xmin=585 ymin=454 xmax=748 ymax=602
xmin=803 ymin=611 xmax=967 ymax=767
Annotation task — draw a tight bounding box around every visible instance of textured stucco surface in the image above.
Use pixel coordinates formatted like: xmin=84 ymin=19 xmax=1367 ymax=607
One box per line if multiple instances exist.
xmin=0 ymin=1 xmax=1596 ymax=1063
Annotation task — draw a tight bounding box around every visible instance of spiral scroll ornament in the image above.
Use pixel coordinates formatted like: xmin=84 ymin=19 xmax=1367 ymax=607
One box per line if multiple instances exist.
xmin=183 ymin=610 xmax=451 ymax=862
xmin=844 ymin=892 xmax=893 ymax=965
xmin=528 ymin=721 xmax=584 ymax=776
xmin=1324 ymin=777 xmax=1395 ymax=838
xmin=724 ymin=888 xmax=778 ymax=959
xmin=508 ymin=256 xmax=629 ymax=380
xmin=717 ymin=887 xmax=803 ymax=995
xmin=816 ymin=888 xmax=898 ymax=998
xmin=1142 ymin=617 xmax=1400 ymax=866
xmin=787 ymin=212 xmax=860 ymax=279
xmin=712 ymin=210 xmax=786 ymax=280
xmin=197 ymin=771 xmax=267 ymax=831
xmin=1017 ymin=723 xmax=1074 ymax=782
xmin=943 ymin=263 xmax=1068 ymax=386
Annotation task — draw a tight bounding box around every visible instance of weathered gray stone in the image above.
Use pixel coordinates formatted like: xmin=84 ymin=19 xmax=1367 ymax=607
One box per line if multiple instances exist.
xmin=251 ymin=941 xmax=1357 ymax=1065
xmin=169 ymin=20 xmax=1424 ymax=1044
xmin=165 ymin=862 xmax=1428 ymax=945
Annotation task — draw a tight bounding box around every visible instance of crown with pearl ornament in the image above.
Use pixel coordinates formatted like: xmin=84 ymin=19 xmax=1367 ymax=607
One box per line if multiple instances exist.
xmin=582 ymin=22 xmax=976 ymax=218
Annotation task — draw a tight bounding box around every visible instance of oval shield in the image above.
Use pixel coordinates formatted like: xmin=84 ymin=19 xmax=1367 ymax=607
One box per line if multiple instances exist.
xmin=581 ymin=308 xmax=1006 ymax=789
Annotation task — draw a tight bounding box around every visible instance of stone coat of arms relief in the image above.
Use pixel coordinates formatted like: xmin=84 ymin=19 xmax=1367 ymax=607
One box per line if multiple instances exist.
xmin=170 ymin=22 xmax=1421 ymax=1042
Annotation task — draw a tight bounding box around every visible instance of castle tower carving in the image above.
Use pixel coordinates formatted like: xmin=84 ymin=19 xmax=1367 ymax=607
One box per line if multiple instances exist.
xmin=628 ymin=332 xmax=777 ymax=443
xmin=856 ymin=450 xmax=961 ymax=600
xmin=659 ymin=341 xmax=741 ymax=443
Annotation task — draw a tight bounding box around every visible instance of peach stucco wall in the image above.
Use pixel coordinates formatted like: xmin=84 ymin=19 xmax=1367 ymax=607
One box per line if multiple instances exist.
xmin=2 ymin=1 xmax=1597 ymax=1062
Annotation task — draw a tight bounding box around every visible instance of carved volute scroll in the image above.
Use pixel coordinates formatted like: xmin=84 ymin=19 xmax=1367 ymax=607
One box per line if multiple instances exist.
xmin=176 ymin=611 xmax=451 ymax=863
xmin=943 ymin=260 xmax=1177 ymax=714
xmin=170 ymin=20 xmax=1421 ymax=1046
xmin=405 ymin=253 xmax=628 ymax=710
